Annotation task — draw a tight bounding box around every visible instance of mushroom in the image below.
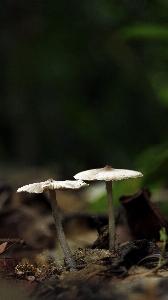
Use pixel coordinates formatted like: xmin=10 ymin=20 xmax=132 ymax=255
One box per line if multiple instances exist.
xmin=17 ymin=179 xmax=88 ymax=271
xmin=74 ymin=165 xmax=143 ymax=249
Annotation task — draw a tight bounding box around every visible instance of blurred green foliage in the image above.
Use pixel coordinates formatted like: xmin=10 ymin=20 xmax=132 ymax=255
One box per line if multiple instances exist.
xmin=137 ymin=142 xmax=168 ymax=188
xmin=89 ymin=177 xmax=143 ymax=213
xmin=0 ymin=0 xmax=168 ymax=186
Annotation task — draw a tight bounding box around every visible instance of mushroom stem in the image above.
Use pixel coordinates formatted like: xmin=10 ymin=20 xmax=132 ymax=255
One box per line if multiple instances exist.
xmin=106 ymin=181 xmax=115 ymax=249
xmin=49 ymin=189 xmax=77 ymax=271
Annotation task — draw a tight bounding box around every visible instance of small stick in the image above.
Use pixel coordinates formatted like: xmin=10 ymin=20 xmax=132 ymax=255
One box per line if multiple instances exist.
xmin=2 ymin=238 xmax=23 ymax=254
xmin=145 ymin=259 xmax=168 ymax=275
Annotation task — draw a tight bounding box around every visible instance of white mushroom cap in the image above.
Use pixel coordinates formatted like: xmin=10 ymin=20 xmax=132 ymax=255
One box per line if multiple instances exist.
xmin=74 ymin=165 xmax=143 ymax=181
xmin=17 ymin=179 xmax=88 ymax=193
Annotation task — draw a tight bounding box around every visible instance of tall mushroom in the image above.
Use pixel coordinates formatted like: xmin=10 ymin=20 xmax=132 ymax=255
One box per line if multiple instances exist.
xmin=74 ymin=165 xmax=143 ymax=250
xmin=17 ymin=179 xmax=88 ymax=271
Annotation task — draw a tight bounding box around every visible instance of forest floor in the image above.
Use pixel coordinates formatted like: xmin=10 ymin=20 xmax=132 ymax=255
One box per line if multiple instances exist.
xmin=1 ymin=180 xmax=168 ymax=299
xmin=1 ymin=241 xmax=168 ymax=300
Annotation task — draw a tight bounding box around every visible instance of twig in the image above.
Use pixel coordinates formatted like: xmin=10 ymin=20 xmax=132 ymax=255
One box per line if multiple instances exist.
xmin=145 ymin=258 xmax=168 ymax=275
xmin=2 ymin=238 xmax=24 ymax=254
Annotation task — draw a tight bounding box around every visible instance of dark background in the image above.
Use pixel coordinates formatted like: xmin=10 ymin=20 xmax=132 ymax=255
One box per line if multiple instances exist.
xmin=0 ymin=0 xmax=168 ymax=185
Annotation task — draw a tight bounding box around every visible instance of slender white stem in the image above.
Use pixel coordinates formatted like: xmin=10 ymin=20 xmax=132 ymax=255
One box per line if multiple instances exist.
xmin=106 ymin=181 xmax=115 ymax=249
xmin=49 ymin=190 xmax=77 ymax=271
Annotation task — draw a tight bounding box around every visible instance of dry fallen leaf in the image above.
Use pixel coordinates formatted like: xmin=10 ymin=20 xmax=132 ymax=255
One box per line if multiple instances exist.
xmin=0 ymin=241 xmax=8 ymax=254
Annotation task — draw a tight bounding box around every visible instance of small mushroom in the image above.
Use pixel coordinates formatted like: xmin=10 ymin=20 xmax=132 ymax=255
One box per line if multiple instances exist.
xmin=74 ymin=165 xmax=143 ymax=249
xmin=17 ymin=179 xmax=88 ymax=271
